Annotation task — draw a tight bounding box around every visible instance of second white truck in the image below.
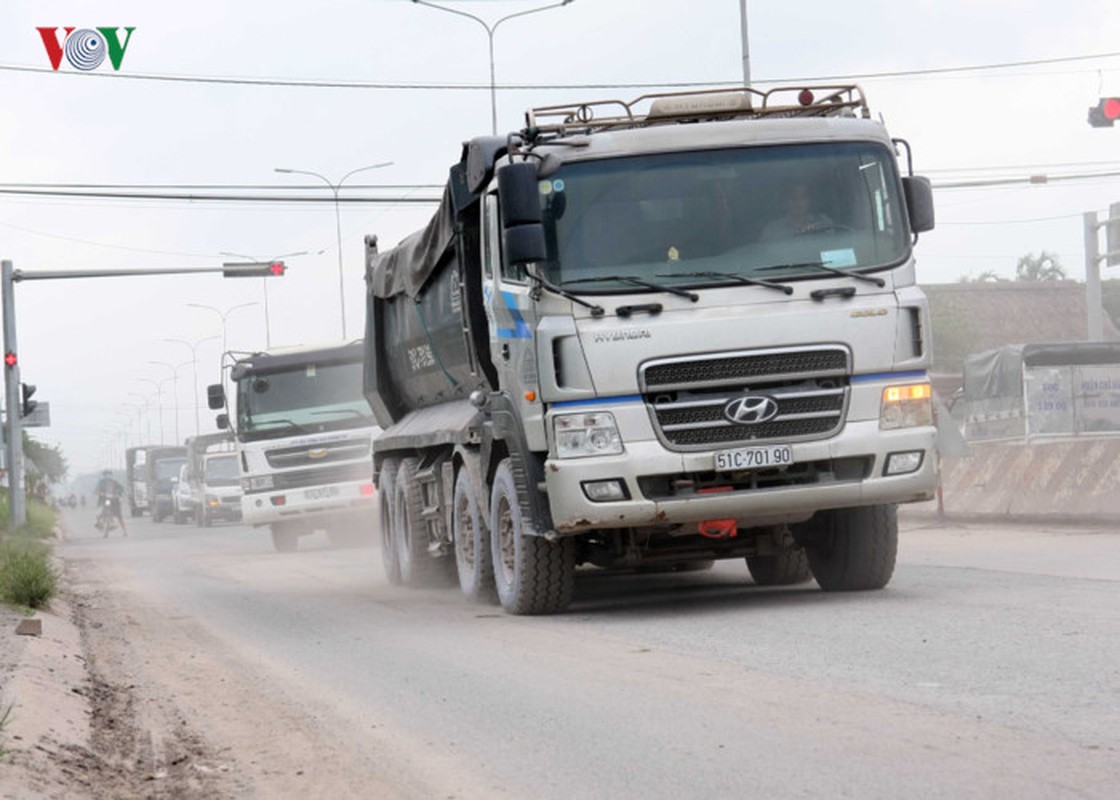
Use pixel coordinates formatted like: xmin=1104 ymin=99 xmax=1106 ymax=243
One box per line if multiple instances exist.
xmin=208 ymin=341 xmax=380 ymax=551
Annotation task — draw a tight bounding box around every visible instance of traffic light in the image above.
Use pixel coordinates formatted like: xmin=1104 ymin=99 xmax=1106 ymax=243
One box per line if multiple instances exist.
xmin=20 ymin=382 xmax=37 ymax=417
xmin=1088 ymin=97 xmax=1120 ymax=127
xmin=3 ymin=352 xmax=16 ymax=368
xmin=221 ymin=261 xmax=286 ymax=278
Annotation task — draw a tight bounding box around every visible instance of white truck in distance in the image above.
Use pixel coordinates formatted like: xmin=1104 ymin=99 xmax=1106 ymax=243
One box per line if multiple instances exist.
xmin=208 ymin=341 xmax=380 ymax=552
xmin=364 ymin=84 xmax=938 ymax=614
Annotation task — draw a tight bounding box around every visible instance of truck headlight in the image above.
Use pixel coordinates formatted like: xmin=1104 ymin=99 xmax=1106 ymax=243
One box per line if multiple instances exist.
xmin=880 ymin=383 xmax=933 ymax=430
xmin=554 ymin=411 xmax=623 ymax=458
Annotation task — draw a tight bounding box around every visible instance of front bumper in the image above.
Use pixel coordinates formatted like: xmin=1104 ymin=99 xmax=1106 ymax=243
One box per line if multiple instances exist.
xmin=543 ymin=416 xmax=936 ymax=535
xmin=241 ymin=478 xmax=376 ymax=528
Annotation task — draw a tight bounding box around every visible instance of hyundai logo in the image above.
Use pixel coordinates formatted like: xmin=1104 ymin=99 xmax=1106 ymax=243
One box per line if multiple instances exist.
xmin=724 ymin=395 xmax=780 ymax=425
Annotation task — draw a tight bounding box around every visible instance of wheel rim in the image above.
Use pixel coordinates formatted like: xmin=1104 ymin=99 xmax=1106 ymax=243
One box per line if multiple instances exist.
xmin=496 ymin=493 xmax=516 ymax=585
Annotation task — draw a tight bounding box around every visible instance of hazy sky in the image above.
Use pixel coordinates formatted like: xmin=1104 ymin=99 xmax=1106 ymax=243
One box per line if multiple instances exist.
xmin=2 ymin=0 xmax=1120 ymax=475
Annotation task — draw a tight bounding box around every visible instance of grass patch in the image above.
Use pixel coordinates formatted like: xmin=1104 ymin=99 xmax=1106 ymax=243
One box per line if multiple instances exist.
xmin=0 ymin=536 xmax=58 ymax=609
xmin=0 ymin=704 xmax=11 ymax=759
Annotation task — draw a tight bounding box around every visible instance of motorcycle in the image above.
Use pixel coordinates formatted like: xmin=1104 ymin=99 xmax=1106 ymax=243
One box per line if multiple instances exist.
xmin=95 ymin=495 xmax=118 ymax=535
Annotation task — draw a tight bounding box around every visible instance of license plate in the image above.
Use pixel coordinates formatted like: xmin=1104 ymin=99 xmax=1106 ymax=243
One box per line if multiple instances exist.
xmin=715 ymin=444 xmax=794 ymax=471
xmin=305 ymin=486 xmax=340 ymax=500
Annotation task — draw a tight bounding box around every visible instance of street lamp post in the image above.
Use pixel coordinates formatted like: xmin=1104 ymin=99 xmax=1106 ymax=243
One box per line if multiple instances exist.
xmin=187 ymin=301 xmax=260 ymax=362
xmin=412 ymin=0 xmax=574 ymax=135
xmin=126 ymin=392 xmax=154 ymax=443
xmin=148 ymin=359 xmax=192 ymax=445
xmin=273 ymin=163 xmax=392 ymax=340
xmin=219 ymin=251 xmax=307 ymax=348
xmin=136 ymin=377 xmax=171 ymax=445
xmin=163 ymin=335 xmax=220 ymax=437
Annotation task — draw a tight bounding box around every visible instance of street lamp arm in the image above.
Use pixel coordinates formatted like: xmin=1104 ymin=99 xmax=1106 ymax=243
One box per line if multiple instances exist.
xmin=412 ymin=0 xmax=491 ymax=33
xmin=339 ymin=162 xmax=394 ymax=188
xmin=491 ymin=0 xmax=574 ymax=34
xmin=275 ymin=167 xmax=334 ymax=192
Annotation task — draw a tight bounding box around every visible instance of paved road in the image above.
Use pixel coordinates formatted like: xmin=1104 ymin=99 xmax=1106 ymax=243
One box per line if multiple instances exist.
xmin=56 ymin=508 xmax=1120 ymax=798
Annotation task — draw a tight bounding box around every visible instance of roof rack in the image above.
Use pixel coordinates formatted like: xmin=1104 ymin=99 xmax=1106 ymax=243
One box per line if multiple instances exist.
xmin=523 ymin=84 xmax=870 ymax=141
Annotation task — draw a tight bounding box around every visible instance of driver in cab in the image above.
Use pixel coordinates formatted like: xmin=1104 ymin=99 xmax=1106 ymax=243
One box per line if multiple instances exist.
xmin=760 ymin=182 xmax=835 ymax=240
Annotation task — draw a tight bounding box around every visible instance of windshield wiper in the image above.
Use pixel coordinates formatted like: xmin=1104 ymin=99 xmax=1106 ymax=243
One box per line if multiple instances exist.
xmin=560 ymin=275 xmax=699 ymax=302
xmin=657 ymin=271 xmax=793 ymax=295
xmin=525 ymin=266 xmax=605 ymax=317
xmin=756 ymin=260 xmax=885 ymax=287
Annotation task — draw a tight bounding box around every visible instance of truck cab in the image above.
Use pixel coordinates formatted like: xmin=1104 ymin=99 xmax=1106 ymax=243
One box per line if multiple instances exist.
xmin=208 ymin=341 xmax=380 ymax=551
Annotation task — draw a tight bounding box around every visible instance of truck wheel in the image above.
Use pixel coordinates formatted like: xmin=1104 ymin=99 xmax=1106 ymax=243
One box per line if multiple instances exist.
xmin=803 ymin=504 xmax=898 ymax=591
xmin=394 ymin=459 xmax=451 ymax=587
xmin=378 ymin=459 xmax=402 ymax=585
xmin=489 ymin=458 xmax=574 ymax=615
xmin=453 ymin=468 xmax=496 ymax=602
xmin=746 ymin=548 xmax=811 ymax=586
xmin=270 ymin=522 xmax=299 ymax=553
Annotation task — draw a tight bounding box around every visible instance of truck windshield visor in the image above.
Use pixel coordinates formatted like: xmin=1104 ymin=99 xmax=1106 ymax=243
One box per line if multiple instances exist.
xmin=236 ymin=360 xmax=373 ymax=437
xmin=537 ymin=142 xmax=910 ymax=288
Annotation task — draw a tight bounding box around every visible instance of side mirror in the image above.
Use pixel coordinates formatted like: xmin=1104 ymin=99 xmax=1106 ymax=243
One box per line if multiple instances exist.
xmin=207 ymin=383 xmax=225 ymax=411
xmin=503 ymin=224 xmax=547 ymax=266
xmin=902 ymin=176 xmax=935 ymax=234
xmin=216 ymin=413 xmax=229 ymax=430
xmin=498 ymin=161 xmax=547 ymax=266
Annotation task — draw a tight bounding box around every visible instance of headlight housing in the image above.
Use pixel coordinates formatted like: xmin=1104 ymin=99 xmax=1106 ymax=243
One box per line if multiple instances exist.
xmin=880 ymin=382 xmax=933 ymax=430
xmin=554 ymin=411 xmax=623 ymax=458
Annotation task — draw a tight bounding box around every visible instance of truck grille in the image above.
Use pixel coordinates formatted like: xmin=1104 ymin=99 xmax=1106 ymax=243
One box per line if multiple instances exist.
xmin=265 ymin=436 xmax=371 ymax=469
xmin=640 ymin=346 xmax=850 ymax=451
xmin=271 ymin=462 xmax=372 ymax=491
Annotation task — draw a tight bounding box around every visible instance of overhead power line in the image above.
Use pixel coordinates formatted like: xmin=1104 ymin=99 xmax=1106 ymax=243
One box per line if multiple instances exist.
xmin=0 ymin=188 xmax=442 ymax=203
xmin=0 ymin=50 xmax=1118 ymax=90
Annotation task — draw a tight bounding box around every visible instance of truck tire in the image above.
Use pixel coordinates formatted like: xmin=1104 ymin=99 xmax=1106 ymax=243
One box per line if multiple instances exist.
xmin=746 ymin=548 xmax=811 ymax=586
xmin=489 ymin=458 xmax=575 ymax=615
xmin=270 ymin=522 xmax=299 ymax=553
xmin=803 ymin=504 xmax=898 ymax=591
xmin=378 ymin=458 xmax=402 ymax=585
xmin=394 ymin=458 xmax=451 ymax=587
xmin=452 ymin=468 xmax=496 ymax=602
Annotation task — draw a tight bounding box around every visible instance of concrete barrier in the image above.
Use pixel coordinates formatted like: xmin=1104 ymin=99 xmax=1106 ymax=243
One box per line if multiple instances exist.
xmin=935 ymin=439 xmax=1120 ymax=520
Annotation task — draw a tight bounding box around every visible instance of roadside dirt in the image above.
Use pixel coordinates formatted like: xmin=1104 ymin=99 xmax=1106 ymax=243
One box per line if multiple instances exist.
xmin=2 ymin=578 xmax=240 ymax=799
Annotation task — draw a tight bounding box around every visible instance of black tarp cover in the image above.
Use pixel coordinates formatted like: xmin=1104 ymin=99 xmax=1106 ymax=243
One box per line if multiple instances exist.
xmin=366 ymin=183 xmax=458 ymax=300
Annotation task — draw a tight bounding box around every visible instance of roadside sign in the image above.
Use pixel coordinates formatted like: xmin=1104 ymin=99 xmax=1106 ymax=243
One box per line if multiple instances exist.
xmin=23 ymin=401 xmax=50 ymax=427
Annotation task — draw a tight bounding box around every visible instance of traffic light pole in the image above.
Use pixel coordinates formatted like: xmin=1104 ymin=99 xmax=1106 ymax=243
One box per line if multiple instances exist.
xmin=3 ymin=260 xmax=27 ymax=529
xmin=1 ymin=260 xmax=286 ymax=531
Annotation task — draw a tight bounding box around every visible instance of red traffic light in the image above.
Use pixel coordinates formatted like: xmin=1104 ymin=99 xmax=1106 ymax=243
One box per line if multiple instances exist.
xmin=1089 ymin=97 xmax=1120 ymax=127
xmin=4 ymin=352 xmax=16 ymax=368
xmin=222 ymin=260 xmax=287 ymax=278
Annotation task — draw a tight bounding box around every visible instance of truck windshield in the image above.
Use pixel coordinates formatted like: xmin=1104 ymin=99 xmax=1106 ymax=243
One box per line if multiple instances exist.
xmin=236 ymin=360 xmax=373 ymax=439
xmin=537 ymin=142 xmax=909 ymax=289
xmin=204 ymin=455 xmax=239 ymax=485
xmin=156 ymin=458 xmax=186 ymax=481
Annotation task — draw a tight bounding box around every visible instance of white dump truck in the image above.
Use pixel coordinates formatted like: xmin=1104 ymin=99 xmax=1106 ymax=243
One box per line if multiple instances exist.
xmin=208 ymin=341 xmax=380 ymax=551
xmin=364 ymin=85 xmax=937 ymax=614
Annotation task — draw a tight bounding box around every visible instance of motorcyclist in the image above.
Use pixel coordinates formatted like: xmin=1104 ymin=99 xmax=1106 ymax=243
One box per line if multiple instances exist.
xmin=95 ymin=470 xmax=128 ymax=537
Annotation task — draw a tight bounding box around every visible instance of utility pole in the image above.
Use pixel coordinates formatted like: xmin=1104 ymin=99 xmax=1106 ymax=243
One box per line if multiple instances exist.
xmin=3 ymin=261 xmax=27 ymax=529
